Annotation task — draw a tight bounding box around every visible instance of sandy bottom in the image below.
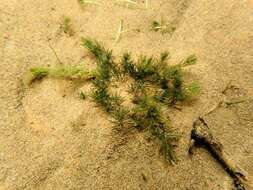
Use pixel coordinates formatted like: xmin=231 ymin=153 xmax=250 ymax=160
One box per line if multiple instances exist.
xmin=0 ymin=0 xmax=253 ymax=189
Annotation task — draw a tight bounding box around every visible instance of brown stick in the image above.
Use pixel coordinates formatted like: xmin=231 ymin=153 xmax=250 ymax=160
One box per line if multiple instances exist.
xmin=189 ymin=117 xmax=248 ymax=190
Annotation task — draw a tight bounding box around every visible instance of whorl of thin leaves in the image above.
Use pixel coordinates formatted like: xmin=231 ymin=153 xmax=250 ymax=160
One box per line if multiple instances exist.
xmin=26 ymin=37 xmax=199 ymax=164
xmin=81 ymin=37 xmax=199 ymax=163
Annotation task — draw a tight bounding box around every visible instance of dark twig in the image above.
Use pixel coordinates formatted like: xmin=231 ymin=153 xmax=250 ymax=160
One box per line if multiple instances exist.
xmin=189 ymin=117 xmax=249 ymax=190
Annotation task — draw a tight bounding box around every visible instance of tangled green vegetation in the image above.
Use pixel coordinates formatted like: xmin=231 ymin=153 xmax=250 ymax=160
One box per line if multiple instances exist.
xmin=26 ymin=38 xmax=199 ymax=164
xmin=25 ymin=65 xmax=95 ymax=84
xmin=82 ymin=38 xmax=199 ymax=163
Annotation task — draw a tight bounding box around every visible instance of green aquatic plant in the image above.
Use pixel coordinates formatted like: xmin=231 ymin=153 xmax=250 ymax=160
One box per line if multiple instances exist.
xmin=81 ymin=37 xmax=199 ymax=163
xmin=25 ymin=65 xmax=95 ymax=84
xmin=180 ymin=54 xmax=197 ymax=67
xmin=130 ymin=95 xmax=179 ymax=163
xmin=183 ymin=82 xmax=201 ymax=99
xmin=28 ymin=67 xmax=49 ymax=81
xmin=26 ymin=37 xmax=199 ymax=164
xmin=111 ymin=107 xmax=130 ymax=127
xmin=61 ymin=16 xmax=74 ymax=36
xmin=121 ymin=50 xmax=198 ymax=104
xmin=151 ymin=20 xmax=176 ymax=35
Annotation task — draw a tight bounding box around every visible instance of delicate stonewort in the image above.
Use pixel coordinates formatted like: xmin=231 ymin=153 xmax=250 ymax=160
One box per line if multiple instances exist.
xmin=26 ymin=37 xmax=199 ymax=164
xmin=82 ymin=37 xmax=199 ymax=163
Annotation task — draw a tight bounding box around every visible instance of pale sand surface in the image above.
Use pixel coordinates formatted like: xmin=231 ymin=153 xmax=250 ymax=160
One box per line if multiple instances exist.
xmin=0 ymin=0 xmax=253 ymax=189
